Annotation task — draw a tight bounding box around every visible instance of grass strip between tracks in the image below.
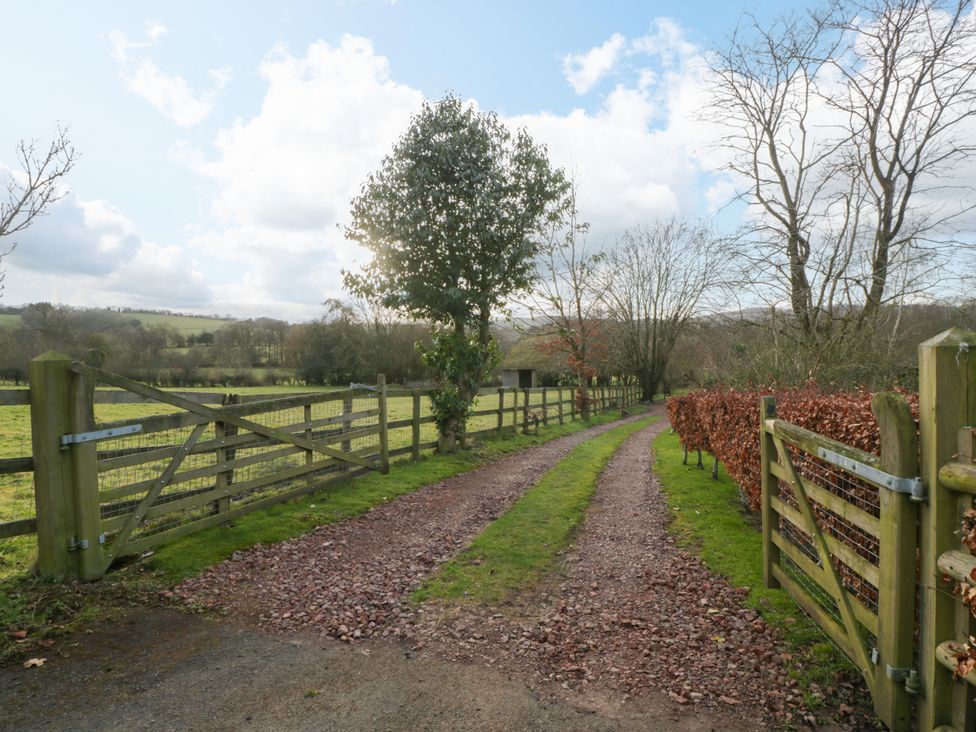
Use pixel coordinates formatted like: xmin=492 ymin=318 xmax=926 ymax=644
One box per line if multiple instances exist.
xmin=414 ymin=415 xmax=659 ymax=604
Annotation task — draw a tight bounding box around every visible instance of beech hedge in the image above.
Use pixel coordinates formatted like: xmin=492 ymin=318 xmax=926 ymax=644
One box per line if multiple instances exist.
xmin=666 ymin=386 xmax=919 ymax=512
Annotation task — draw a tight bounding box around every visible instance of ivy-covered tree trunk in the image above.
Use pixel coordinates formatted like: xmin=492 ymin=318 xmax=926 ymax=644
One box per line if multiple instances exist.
xmin=424 ymin=317 xmax=499 ymax=454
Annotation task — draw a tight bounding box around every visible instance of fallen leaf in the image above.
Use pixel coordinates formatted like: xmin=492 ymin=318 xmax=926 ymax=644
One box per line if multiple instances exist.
xmin=22 ymin=658 xmax=46 ymax=669
xmin=6 ymin=629 xmax=27 ymax=640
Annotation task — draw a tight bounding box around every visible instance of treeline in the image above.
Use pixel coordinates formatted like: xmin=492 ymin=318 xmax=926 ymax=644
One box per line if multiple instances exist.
xmin=0 ymin=301 xmax=435 ymax=387
xmin=513 ymin=298 xmax=976 ymax=396
xmin=665 ymin=300 xmax=976 ymax=392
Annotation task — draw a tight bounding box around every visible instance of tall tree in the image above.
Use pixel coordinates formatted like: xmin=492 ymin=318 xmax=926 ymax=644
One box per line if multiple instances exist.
xmin=828 ymin=0 xmax=976 ymax=319
xmin=0 ymin=128 xmax=76 ymax=296
xmin=344 ymin=95 xmax=570 ymax=451
xmin=708 ymin=1 xmax=976 ymax=381
xmin=600 ymin=219 xmax=724 ymax=401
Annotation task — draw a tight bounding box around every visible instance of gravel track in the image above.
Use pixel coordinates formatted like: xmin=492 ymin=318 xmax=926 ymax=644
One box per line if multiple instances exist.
xmin=400 ymin=421 xmax=864 ymax=729
xmin=177 ymin=410 xmax=863 ymax=729
xmin=175 ymin=410 xmax=659 ymax=642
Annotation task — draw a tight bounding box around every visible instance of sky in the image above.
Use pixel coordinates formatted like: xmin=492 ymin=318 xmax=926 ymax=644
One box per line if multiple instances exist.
xmin=1 ymin=0 xmax=816 ymax=321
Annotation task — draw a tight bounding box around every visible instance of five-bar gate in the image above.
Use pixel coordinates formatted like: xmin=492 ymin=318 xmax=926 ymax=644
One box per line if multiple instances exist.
xmin=761 ymin=327 xmax=976 ymax=731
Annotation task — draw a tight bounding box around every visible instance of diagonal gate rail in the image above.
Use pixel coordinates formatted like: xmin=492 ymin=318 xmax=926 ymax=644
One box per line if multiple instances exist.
xmin=28 ymin=355 xmax=389 ymax=579
xmin=760 ymin=392 xmax=919 ymax=731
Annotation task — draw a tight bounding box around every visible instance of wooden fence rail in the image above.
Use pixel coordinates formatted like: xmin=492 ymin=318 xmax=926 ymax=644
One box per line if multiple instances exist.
xmin=0 ymin=354 xmax=637 ymax=581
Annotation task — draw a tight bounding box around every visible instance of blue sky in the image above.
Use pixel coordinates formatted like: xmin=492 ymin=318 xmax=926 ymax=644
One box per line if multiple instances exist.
xmin=1 ymin=0 xmax=808 ymax=319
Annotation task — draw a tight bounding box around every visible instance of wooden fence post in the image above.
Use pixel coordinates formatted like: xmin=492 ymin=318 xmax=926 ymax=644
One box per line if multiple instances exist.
xmin=557 ymin=387 xmax=564 ymax=425
xmin=570 ymin=387 xmax=577 ymax=421
xmin=341 ymin=392 xmax=353 ymax=453
xmin=541 ymin=388 xmax=548 ymax=426
xmin=918 ymin=327 xmax=976 ymax=731
xmin=522 ymin=388 xmax=530 ymax=434
xmin=377 ymin=374 xmax=389 ymax=473
xmin=411 ymin=390 xmax=421 ymax=461
xmin=216 ymin=393 xmax=240 ymax=519
xmin=68 ymin=368 xmax=103 ymax=581
xmin=29 ymin=352 xmax=78 ymax=580
xmin=497 ymin=388 xmax=505 ymax=432
xmin=871 ymin=392 xmax=919 ymax=732
xmin=302 ymin=399 xmax=312 ymax=493
xmin=511 ymin=388 xmax=518 ymax=432
xmin=759 ymin=395 xmax=780 ymax=590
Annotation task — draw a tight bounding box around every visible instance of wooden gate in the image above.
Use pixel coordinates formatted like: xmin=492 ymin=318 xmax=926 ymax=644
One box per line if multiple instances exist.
xmin=760 ymin=392 xmax=919 ymax=731
xmin=29 ymin=355 xmax=388 ymax=580
xmin=761 ymin=327 xmax=976 ymax=731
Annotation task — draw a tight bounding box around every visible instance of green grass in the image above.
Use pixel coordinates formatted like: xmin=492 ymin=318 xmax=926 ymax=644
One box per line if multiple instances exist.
xmin=413 ymin=415 xmax=658 ymax=604
xmin=0 ymin=310 xmax=231 ymax=335
xmin=0 ymin=404 xmax=647 ymax=665
xmin=652 ymin=429 xmax=859 ymax=710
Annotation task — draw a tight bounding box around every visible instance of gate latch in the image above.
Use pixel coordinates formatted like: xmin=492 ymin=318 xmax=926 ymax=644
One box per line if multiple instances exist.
xmin=817 ymin=448 xmax=926 ymax=502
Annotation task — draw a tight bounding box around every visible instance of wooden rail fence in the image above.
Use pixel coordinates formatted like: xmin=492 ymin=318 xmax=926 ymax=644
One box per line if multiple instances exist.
xmin=0 ymin=352 xmax=637 ymax=581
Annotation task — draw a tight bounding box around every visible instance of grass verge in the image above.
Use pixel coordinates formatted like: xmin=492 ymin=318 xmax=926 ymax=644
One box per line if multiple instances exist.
xmin=652 ymin=429 xmax=860 ymax=712
xmin=414 ymin=415 xmax=659 ymax=604
xmin=0 ymin=405 xmax=646 ymax=664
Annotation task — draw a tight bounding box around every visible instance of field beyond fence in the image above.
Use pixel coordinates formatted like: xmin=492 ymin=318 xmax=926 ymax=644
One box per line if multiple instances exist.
xmin=0 ymin=358 xmax=636 ymax=581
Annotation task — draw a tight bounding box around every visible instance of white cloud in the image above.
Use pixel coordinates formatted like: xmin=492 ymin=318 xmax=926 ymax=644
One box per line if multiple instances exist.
xmin=109 ymin=25 xmax=230 ymax=127
xmin=172 ymin=25 xmax=727 ymax=318
xmin=562 ymin=33 xmax=626 ymax=94
xmin=1 ymin=177 xmax=213 ymax=310
xmin=146 ymin=21 xmax=167 ymax=42
xmin=630 ymin=18 xmax=698 ymax=67
xmin=125 ymin=60 xmax=216 ymax=127
xmin=175 ymin=35 xmax=424 ymax=316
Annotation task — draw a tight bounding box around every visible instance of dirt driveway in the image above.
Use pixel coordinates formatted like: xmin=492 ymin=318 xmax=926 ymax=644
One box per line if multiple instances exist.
xmin=0 ymin=605 xmax=755 ymax=731
xmin=0 ymin=410 xmax=845 ymax=730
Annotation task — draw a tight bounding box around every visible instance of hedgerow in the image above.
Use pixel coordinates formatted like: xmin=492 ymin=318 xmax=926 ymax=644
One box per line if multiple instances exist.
xmin=666 ymin=386 xmax=919 ymax=512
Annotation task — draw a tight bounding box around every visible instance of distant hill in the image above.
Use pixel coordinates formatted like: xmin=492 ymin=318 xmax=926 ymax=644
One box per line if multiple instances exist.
xmin=0 ymin=307 xmax=234 ymax=336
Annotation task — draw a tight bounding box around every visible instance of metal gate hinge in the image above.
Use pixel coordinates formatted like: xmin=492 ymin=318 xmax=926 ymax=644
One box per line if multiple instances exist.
xmin=817 ymin=448 xmax=926 ymax=502
xmin=886 ymin=665 xmax=921 ymax=696
xmin=61 ymin=424 xmax=142 ymax=447
xmin=69 ymin=534 xmax=105 ymax=550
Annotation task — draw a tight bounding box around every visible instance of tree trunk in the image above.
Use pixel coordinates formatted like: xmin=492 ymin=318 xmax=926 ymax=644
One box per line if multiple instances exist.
xmin=438 ymin=417 xmax=458 ymax=454
xmin=639 ymin=371 xmax=657 ymax=402
xmin=577 ymin=372 xmax=591 ymax=421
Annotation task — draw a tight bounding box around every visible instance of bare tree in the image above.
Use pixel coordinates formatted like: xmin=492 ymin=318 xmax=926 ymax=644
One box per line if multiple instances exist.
xmin=827 ymin=0 xmax=976 ymax=319
xmin=0 ymin=128 xmax=76 ymax=295
xmin=522 ymin=185 xmax=605 ymax=418
xmin=708 ymin=1 xmax=976 ymax=382
xmin=709 ymin=11 xmax=853 ymax=336
xmin=600 ymin=219 xmax=725 ymax=401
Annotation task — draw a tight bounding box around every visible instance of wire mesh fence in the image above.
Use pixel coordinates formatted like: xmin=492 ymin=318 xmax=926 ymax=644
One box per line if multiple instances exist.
xmin=1 ymin=379 xmax=636 ymax=577
xmin=772 ymin=447 xmax=882 ymax=638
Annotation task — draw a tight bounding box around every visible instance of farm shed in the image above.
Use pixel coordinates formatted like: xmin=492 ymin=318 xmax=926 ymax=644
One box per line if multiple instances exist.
xmin=501 ymin=368 xmax=536 ymax=389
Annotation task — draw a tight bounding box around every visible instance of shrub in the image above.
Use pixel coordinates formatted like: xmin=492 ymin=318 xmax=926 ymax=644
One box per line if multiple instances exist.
xmin=667 ymin=385 xmax=919 ymax=511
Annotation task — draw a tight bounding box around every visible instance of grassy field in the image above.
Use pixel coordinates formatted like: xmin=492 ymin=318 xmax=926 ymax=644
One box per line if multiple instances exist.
xmin=652 ymin=429 xmax=856 ymax=710
xmin=414 ymin=415 xmax=658 ymax=604
xmin=0 ymin=310 xmax=231 ymax=335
